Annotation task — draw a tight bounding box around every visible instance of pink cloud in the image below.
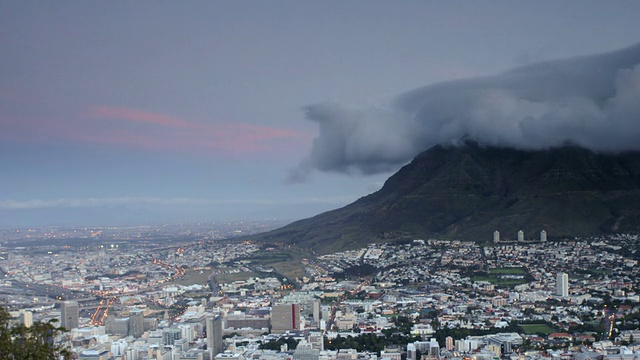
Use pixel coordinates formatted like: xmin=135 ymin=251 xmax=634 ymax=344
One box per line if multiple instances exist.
xmin=72 ymin=124 xmax=310 ymax=156
xmin=88 ymin=106 xmax=193 ymax=128
xmin=84 ymin=106 xmax=312 ymax=156
xmin=1 ymin=105 xmax=312 ymax=156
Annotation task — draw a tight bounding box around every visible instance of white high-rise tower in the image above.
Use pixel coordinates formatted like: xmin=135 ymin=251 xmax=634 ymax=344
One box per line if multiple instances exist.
xmin=557 ymin=272 xmax=568 ymax=297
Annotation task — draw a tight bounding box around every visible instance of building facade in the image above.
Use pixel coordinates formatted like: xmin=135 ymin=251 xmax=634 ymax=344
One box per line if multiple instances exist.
xmin=271 ymin=304 xmax=300 ymax=333
xmin=557 ymin=272 xmax=569 ymax=297
xmin=206 ymin=314 xmax=224 ymax=356
xmin=61 ymin=300 xmax=79 ymax=330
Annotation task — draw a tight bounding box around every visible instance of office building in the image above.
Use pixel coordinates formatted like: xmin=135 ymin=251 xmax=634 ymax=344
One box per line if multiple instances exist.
xmin=164 ymin=328 xmax=182 ymax=346
xmin=312 ymin=299 xmax=321 ymax=325
xmin=407 ymin=343 xmax=417 ymax=360
xmin=308 ymin=332 xmax=324 ymax=351
xmin=206 ymin=314 xmax=224 ymax=356
xmin=271 ymin=303 xmax=300 ymax=333
xmin=105 ymin=315 xmax=129 ymax=336
xmin=129 ymin=309 xmax=145 ymax=338
xmin=293 ymin=340 xmax=320 ymax=360
xmin=226 ymin=313 xmax=270 ymax=330
xmin=61 ymin=300 xmax=79 ymax=330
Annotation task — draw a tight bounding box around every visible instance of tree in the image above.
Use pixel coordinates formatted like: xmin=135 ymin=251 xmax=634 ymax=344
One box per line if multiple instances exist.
xmin=0 ymin=307 xmax=71 ymax=359
xmin=259 ymin=336 xmax=299 ymax=351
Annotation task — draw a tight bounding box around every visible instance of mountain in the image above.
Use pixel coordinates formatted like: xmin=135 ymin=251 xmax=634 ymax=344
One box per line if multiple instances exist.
xmin=254 ymin=144 xmax=640 ymax=254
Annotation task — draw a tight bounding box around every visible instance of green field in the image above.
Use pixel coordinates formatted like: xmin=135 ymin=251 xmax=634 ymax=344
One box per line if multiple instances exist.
xmin=472 ymin=275 xmax=528 ymax=286
xmin=520 ymin=323 xmax=555 ymax=335
xmin=489 ymin=267 xmax=528 ymax=275
xmin=472 ymin=267 xmax=530 ymax=286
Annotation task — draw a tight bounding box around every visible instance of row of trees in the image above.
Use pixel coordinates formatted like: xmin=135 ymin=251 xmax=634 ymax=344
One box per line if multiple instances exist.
xmin=325 ymin=316 xmax=421 ymax=354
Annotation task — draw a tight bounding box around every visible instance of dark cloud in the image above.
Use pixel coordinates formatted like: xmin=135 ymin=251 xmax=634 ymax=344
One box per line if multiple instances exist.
xmin=291 ymin=42 xmax=640 ymax=179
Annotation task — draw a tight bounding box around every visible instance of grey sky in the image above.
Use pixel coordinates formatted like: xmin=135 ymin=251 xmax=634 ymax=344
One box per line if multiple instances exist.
xmin=1 ymin=1 xmax=639 ymax=226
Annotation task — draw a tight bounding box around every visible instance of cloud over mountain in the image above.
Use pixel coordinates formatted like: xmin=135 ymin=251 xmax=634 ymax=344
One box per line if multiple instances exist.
xmin=293 ymin=42 xmax=640 ymax=178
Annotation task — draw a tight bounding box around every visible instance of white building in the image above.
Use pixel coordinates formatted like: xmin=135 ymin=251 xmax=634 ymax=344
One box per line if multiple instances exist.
xmin=19 ymin=310 xmax=33 ymax=328
xmin=557 ymin=272 xmax=569 ymax=297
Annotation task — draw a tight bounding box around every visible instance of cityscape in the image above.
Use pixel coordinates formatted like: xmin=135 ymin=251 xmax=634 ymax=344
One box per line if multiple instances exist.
xmin=2 ymin=2 xmax=640 ymax=360
xmin=1 ymin=224 xmax=639 ymax=360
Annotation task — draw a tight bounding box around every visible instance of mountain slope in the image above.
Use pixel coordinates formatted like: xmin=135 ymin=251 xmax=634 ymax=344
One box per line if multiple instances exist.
xmin=255 ymin=144 xmax=640 ymax=254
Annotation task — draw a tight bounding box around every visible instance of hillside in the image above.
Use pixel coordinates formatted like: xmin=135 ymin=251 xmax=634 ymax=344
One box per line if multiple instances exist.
xmin=253 ymin=144 xmax=640 ymax=254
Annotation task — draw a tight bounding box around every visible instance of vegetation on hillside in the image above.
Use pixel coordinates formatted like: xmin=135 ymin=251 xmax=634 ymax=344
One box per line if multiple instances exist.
xmin=252 ymin=144 xmax=640 ymax=254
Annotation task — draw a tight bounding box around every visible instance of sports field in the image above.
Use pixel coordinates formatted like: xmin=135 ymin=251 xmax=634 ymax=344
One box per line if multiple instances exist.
xmin=520 ymin=323 xmax=555 ymax=335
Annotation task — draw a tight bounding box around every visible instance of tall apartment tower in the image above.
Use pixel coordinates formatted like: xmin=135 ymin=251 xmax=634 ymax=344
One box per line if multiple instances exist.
xmin=312 ymin=299 xmax=321 ymax=325
xmin=557 ymin=272 xmax=569 ymax=297
xmin=493 ymin=231 xmax=500 ymax=243
xmin=206 ymin=314 xmax=223 ymax=356
xmin=540 ymin=230 xmax=547 ymax=242
xmin=517 ymin=230 xmax=524 ymax=242
xmin=19 ymin=310 xmax=33 ymax=328
xmin=445 ymin=336 xmax=454 ymax=351
xmin=129 ymin=309 xmax=145 ymax=338
xmin=61 ymin=300 xmax=79 ymax=330
xmin=271 ymin=303 xmax=300 ymax=333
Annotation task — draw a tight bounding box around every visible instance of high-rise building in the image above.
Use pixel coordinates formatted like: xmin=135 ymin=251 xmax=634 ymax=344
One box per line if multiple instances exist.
xmin=206 ymin=314 xmax=223 ymax=356
xmin=129 ymin=309 xmax=145 ymax=338
xmin=406 ymin=343 xmax=417 ymax=360
xmin=557 ymin=272 xmax=569 ymax=297
xmin=540 ymin=230 xmax=547 ymax=242
xmin=105 ymin=315 xmax=129 ymax=336
xmin=61 ymin=300 xmax=79 ymax=330
xmin=271 ymin=303 xmax=300 ymax=333
xmin=454 ymin=339 xmax=468 ymax=353
xmin=312 ymin=299 xmax=321 ymax=325
xmin=19 ymin=310 xmax=33 ymax=328
xmin=493 ymin=231 xmax=500 ymax=243
xmin=163 ymin=328 xmax=182 ymax=346
xmin=517 ymin=230 xmax=524 ymax=242
xmin=445 ymin=336 xmax=454 ymax=351
xmin=428 ymin=339 xmax=440 ymax=357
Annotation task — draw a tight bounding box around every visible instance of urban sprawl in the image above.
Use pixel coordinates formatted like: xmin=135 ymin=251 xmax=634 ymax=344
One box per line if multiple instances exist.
xmin=1 ymin=224 xmax=639 ymax=360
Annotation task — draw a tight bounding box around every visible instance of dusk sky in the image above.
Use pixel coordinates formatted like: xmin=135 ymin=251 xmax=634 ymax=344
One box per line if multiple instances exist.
xmin=1 ymin=1 xmax=639 ymax=227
